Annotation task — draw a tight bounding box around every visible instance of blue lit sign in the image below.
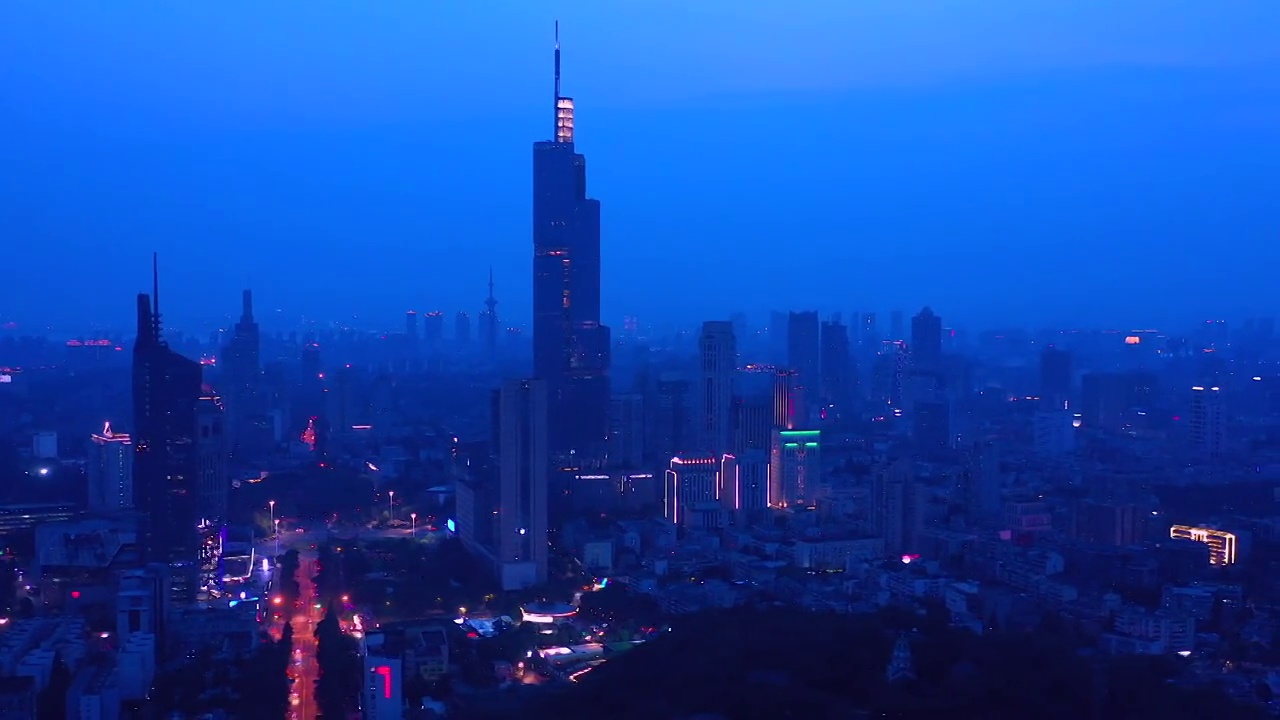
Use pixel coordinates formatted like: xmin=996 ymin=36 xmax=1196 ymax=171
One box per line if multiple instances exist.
xmin=446 ymin=518 xmax=456 ymax=533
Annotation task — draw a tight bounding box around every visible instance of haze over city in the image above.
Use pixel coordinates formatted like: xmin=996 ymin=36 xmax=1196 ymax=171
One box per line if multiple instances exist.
xmin=4 ymin=1 xmax=1280 ymax=331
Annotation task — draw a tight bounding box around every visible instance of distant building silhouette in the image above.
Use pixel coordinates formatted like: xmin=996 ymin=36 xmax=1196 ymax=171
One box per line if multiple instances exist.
xmin=819 ymin=317 xmax=852 ymax=419
xmin=455 ymin=311 xmax=471 ymax=345
xmin=480 ymin=268 xmax=499 ymax=362
xmin=1189 ymin=384 xmax=1226 ymax=462
xmin=220 ymin=289 xmax=267 ymax=460
xmin=695 ymin=321 xmax=736 ymax=456
xmin=910 ymin=306 xmax=942 ymax=372
xmin=786 ymin=311 xmax=820 ymax=421
xmin=1039 ymin=345 xmax=1072 ymax=406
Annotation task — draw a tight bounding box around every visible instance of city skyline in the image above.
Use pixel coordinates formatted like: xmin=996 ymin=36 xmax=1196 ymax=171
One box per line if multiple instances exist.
xmin=7 ymin=7 xmax=1280 ymax=719
xmin=4 ymin=4 xmax=1280 ymax=332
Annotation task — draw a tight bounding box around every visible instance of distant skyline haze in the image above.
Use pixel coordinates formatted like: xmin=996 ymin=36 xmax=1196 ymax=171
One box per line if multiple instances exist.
xmin=2 ymin=2 xmax=1278 ymax=333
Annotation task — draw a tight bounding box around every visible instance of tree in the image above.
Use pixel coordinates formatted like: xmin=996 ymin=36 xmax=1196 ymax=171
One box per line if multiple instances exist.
xmin=316 ymin=603 xmax=361 ymax=718
xmin=36 ymin=652 xmax=72 ymax=720
xmin=507 ymin=607 xmax=1269 ymax=720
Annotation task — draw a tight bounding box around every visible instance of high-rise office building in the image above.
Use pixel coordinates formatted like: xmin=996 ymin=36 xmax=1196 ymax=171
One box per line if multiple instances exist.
xmin=1081 ymin=371 xmax=1158 ymax=431
xmin=132 ymin=255 xmax=202 ymax=603
xmin=195 ymin=395 xmax=228 ymax=524
xmin=732 ymin=396 xmax=772 ymax=454
xmin=910 ymin=307 xmax=943 ymax=371
xmin=769 ymin=429 xmax=821 ymax=508
xmin=773 ymin=369 xmax=804 ymax=431
xmin=913 ymin=400 xmax=951 ymax=453
xmin=873 ymin=459 xmax=923 ymax=558
xmin=423 ymin=311 xmax=444 ymax=348
xmin=455 ymin=311 xmax=471 ymax=345
xmin=1039 ymin=346 xmax=1072 ymax=406
xmin=730 ymin=394 xmax=771 ymax=517
xmin=962 ymin=440 xmax=1002 ymax=528
xmin=533 ymin=26 xmax=610 ymax=460
xmin=695 ymin=321 xmax=736 ymax=455
xmin=608 ymin=393 xmax=645 ymax=467
xmin=1189 ymin=385 xmax=1226 ymax=462
xmin=819 ymin=318 xmax=851 ymax=416
xmin=405 ymin=310 xmax=419 ymax=341
xmin=861 ymin=312 xmax=878 ymax=349
xmin=648 ymin=375 xmax=690 ymax=461
xmin=492 ymin=379 xmax=549 ymax=590
xmin=787 ymin=311 xmax=820 ymax=418
xmin=88 ymin=422 xmax=133 ymax=512
xmin=221 ymin=290 xmax=265 ymax=459
xmin=664 ymin=454 xmax=718 ymax=525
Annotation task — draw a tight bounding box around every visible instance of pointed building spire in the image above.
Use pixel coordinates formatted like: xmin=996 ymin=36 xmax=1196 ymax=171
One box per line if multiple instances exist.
xmin=150 ymin=252 xmax=163 ymax=342
xmin=241 ymin=289 xmax=254 ymax=321
xmin=553 ymin=22 xmax=574 ymax=143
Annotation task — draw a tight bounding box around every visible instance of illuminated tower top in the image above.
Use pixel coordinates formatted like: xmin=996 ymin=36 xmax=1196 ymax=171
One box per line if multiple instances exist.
xmin=554 ymin=22 xmax=574 ymax=143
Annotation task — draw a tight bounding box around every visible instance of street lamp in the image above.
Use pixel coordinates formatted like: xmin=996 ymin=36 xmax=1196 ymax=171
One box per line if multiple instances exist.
xmin=273 ymin=518 xmax=280 ymax=555
xmin=388 ymin=490 xmax=395 ymax=522
xmin=268 ymin=500 xmax=276 ymax=537
xmin=410 ymin=512 xmax=417 ymax=538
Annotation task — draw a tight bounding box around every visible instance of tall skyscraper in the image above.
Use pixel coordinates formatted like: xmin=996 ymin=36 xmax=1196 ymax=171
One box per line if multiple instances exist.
xmin=195 ymin=395 xmax=228 ymax=524
xmin=773 ymin=369 xmax=804 ymax=431
xmin=492 ymin=379 xmax=549 ymax=590
xmin=455 ymin=311 xmax=472 ymax=345
xmin=532 ymin=26 xmax=610 ymax=460
xmin=695 ymin=321 xmax=736 ymax=455
xmin=1189 ymin=385 xmax=1226 ymax=462
xmin=819 ymin=318 xmax=851 ymax=416
xmin=910 ymin=307 xmax=943 ymax=371
xmin=221 ymin=289 xmax=264 ymax=459
xmin=423 ymin=311 xmax=444 ymax=348
xmin=1039 ymin=346 xmax=1072 ymax=406
xmin=648 ymin=375 xmax=690 ymax=461
xmin=861 ymin=312 xmax=879 ymax=349
xmin=132 ymin=255 xmax=202 ymax=602
xmin=88 ymin=422 xmax=132 ymax=512
xmin=608 ymin=393 xmax=645 ymax=467
xmin=787 ymin=311 xmax=821 ymax=418
xmin=405 ymin=310 xmax=419 ymax=341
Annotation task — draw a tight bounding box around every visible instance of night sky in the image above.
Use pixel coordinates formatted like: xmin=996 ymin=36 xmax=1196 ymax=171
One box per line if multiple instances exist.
xmin=3 ymin=2 xmax=1278 ymax=333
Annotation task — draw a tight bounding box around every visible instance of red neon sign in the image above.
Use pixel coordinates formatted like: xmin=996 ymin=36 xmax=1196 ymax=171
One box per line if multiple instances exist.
xmin=374 ymin=665 xmax=392 ymax=699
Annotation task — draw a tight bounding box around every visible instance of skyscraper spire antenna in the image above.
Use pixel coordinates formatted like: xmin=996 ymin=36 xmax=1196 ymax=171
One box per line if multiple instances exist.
xmin=486 ymin=266 xmax=498 ymax=314
xmin=553 ymin=21 xmax=561 ymax=138
xmin=151 ymin=251 xmax=162 ymax=340
xmin=551 ymin=21 xmax=575 ymax=143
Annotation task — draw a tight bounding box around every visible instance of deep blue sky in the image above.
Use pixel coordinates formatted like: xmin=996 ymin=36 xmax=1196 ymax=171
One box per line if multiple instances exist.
xmin=3 ymin=2 xmax=1279 ymax=334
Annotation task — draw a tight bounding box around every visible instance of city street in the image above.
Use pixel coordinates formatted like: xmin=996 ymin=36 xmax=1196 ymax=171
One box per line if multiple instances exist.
xmin=260 ymin=525 xmax=443 ymax=719
xmin=288 ymin=550 xmax=321 ymax=720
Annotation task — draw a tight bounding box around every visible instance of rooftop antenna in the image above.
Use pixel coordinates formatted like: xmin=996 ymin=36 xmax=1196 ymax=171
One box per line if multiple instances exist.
xmin=553 ymin=21 xmax=561 ymax=139
xmin=486 ymin=266 xmax=498 ymax=313
xmin=151 ymin=252 xmax=162 ymax=341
